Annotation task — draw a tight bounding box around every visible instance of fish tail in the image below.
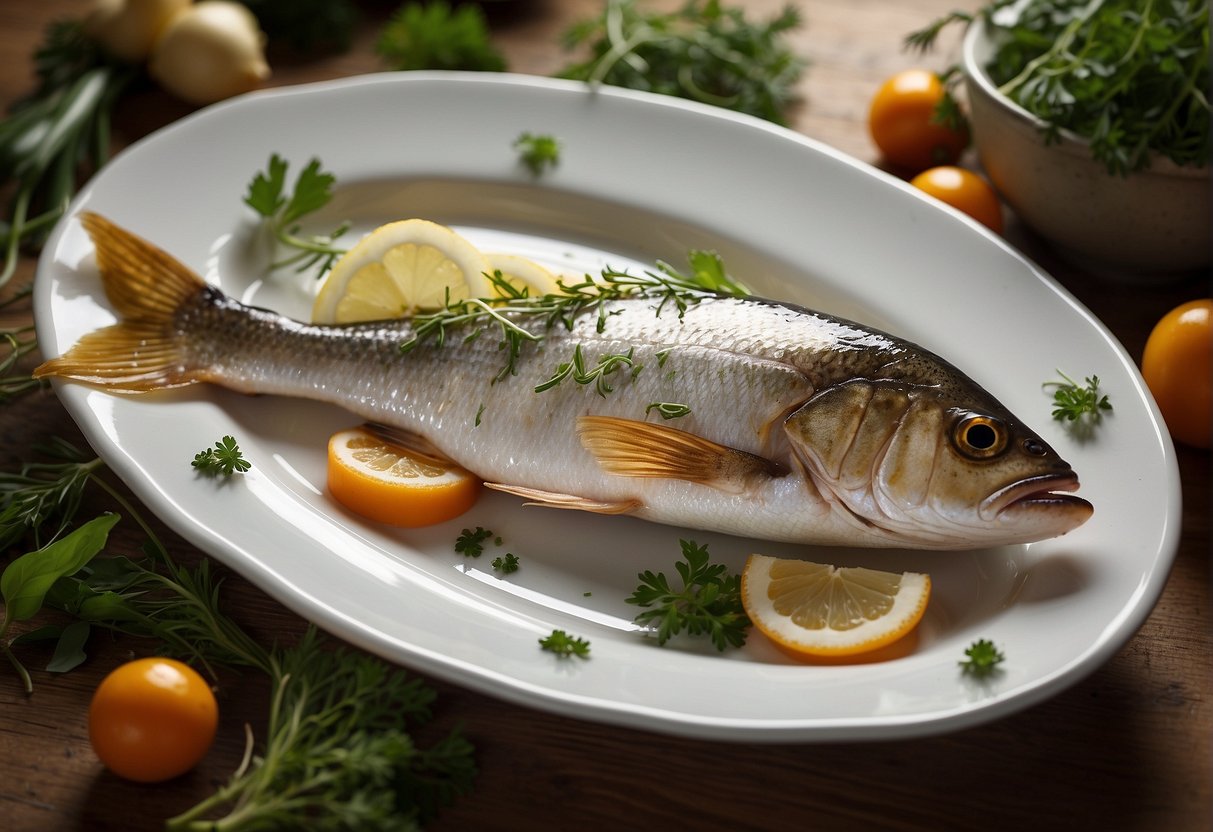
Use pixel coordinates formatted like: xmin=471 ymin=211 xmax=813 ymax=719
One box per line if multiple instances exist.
xmin=34 ymin=212 xmax=212 ymax=392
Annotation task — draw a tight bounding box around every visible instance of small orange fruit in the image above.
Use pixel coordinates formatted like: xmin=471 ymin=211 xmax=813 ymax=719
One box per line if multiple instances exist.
xmin=89 ymin=657 xmax=218 ymax=783
xmin=869 ymin=69 xmax=969 ymax=173
xmin=741 ymin=555 xmax=930 ymax=658
xmin=910 ymin=165 xmax=1004 ymax=233
xmin=327 ymin=426 xmax=481 ymax=526
xmin=1141 ymin=299 xmax=1212 ymax=449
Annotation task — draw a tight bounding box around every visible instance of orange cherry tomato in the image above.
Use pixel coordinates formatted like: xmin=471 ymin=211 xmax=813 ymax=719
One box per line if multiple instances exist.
xmin=869 ymin=69 xmax=969 ymax=173
xmin=910 ymin=166 xmax=1004 ymax=233
xmin=89 ymin=657 xmax=219 ymax=782
xmin=1141 ymin=299 xmax=1212 ymax=448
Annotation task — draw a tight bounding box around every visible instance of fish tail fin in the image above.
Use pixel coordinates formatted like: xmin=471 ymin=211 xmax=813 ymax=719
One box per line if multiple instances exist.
xmin=34 ymin=212 xmax=212 ymax=392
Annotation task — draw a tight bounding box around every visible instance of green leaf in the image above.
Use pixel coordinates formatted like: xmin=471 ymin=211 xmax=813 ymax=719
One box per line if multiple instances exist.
xmin=281 ymin=159 xmax=337 ymax=226
xmin=46 ymin=619 xmax=90 ymax=673
xmin=1 ymin=513 xmax=118 ymax=624
xmin=243 ymin=152 xmax=287 ymax=217
xmin=376 ymin=1 xmax=506 ymax=72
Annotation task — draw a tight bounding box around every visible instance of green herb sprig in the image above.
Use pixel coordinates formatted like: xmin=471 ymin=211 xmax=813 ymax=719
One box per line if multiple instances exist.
xmin=0 ymin=22 xmax=134 ymax=287
xmin=539 ymin=629 xmax=591 ymax=658
xmin=1044 ymin=369 xmax=1112 ymax=427
xmin=514 ymin=132 xmax=561 ymax=176
xmin=907 ymin=0 xmax=1211 ymax=175
xmin=626 ymin=539 xmax=750 ymax=651
xmin=455 ymin=526 xmax=497 ymax=558
xmin=377 ymin=1 xmax=506 ymax=72
xmin=191 ymin=435 xmax=252 ymax=477
xmin=401 ymin=250 xmax=748 ymax=385
xmin=960 ymin=638 xmax=1005 ymax=676
xmin=559 ymin=0 xmax=806 ymax=125
xmin=243 ymin=154 xmax=349 ymax=277
xmin=492 ymin=553 xmax=520 ymax=574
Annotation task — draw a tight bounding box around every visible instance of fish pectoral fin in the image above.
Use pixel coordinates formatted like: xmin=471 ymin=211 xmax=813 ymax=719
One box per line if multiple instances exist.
xmin=484 ymin=483 xmax=642 ymax=515
xmin=360 ymin=422 xmax=460 ymax=468
xmin=577 ymin=415 xmax=787 ymax=494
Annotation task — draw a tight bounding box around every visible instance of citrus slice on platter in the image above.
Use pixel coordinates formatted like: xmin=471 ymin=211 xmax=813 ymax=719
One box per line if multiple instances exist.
xmin=312 ymin=219 xmax=494 ymax=324
xmin=484 ymin=252 xmax=564 ymax=298
xmin=327 ymin=426 xmax=480 ymax=527
xmin=741 ymin=555 xmax=930 ymax=657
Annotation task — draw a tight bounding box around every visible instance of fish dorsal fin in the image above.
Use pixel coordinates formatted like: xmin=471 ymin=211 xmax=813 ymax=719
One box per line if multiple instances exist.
xmin=484 ymin=483 xmax=641 ymax=515
xmin=577 ymin=415 xmax=787 ymax=493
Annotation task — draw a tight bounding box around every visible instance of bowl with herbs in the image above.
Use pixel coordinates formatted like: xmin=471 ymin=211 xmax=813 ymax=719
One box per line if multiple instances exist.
xmin=945 ymin=0 xmax=1210 ymax=275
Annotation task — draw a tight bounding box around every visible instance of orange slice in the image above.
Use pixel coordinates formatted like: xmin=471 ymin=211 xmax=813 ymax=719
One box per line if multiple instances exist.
xmin=327 ymin=426 xmax=480 ymax=527
xmin=741 ymin=555 xmax=930 ymax=657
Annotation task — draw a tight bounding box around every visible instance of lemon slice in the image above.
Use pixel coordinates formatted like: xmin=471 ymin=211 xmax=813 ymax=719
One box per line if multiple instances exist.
xmin=741 ymin=555 xmax=930 ymax=657
xmin=312 ymin=219 xmax=494 ymax=324
xmin=327 ymin=426 xmax=480 ymax=527
xmin=484 ymin=252 xmax=563 ymax=298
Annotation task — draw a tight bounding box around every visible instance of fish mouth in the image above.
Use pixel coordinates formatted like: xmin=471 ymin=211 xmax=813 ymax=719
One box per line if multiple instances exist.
xmin=981 ymin=473 xmax=1093 ymax=523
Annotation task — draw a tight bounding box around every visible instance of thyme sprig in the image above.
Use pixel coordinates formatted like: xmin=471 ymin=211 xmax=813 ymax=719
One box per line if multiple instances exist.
xmin=536 ymin=345 xmax=638 ymax=396
xmin=400 ymin=251 xmax=748 ymax=385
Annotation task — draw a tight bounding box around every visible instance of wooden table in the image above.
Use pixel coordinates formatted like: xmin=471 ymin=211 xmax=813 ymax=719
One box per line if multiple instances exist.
xmin=2 ymin=1 xmax=1209 ymax=829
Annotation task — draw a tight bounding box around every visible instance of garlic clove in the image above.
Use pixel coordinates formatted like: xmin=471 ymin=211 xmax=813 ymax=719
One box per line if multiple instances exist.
xmin=148 ymin=0 xmax=271 ymax=105
xmin=85 ymin=0 xmax=192 ymax=64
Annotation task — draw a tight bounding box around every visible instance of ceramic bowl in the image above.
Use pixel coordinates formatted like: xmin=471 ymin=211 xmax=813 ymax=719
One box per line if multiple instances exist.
xmin=962 ymin=18 xmax=1210 ymax=276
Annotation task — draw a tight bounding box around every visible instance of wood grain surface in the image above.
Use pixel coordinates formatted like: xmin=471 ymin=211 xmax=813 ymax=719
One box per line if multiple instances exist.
xmin=1 ymin=1 xmax=1209 ymax=830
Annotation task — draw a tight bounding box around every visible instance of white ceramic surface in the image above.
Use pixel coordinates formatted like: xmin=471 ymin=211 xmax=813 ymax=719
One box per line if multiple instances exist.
xmin=35 ymin=73 xmax=1180 ymax=742
xmin=963 ymin=18 xmax=1211 ymax=275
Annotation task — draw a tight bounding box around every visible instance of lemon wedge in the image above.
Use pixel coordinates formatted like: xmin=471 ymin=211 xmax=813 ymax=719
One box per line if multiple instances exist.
xmin=741 ymin=555 xmax=930 ymax=657
xmin=484 ymin=252 xmax=563 ymax=298
xmin=312 ymin=219 xmax=494 ymax=324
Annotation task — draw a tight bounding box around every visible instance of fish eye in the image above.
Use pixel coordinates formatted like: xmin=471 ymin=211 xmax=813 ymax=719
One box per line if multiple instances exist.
xmin=953 ymin=414 xmax=1009 ymax=460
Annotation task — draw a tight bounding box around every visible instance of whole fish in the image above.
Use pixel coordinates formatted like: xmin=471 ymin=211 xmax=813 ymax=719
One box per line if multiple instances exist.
xmin=37 ymin=212 xmax=1092 ymax=550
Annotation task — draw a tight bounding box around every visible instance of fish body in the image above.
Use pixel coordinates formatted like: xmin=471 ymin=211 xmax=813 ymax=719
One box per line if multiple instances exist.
xmin=37 ymin=213 xmax=1093 ymax=549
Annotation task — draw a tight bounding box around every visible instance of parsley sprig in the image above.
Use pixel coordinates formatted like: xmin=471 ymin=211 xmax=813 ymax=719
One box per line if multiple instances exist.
xmin=559 ymin=0 xmax=806 ymax=125
xmin=539 ymin=629 xmax=591 ymax=658
xmin=243 ymin=154 xmax=349 ymax=277
xmin=514 ymin=132 xmax=562 ymax=176
xmin=960 ymin=638 xmax=1005 ymax=677
xmin=907 ymin=0 xmax=1211 ymax=175
xmin=191 ymin=435 xmax=252 ymax=477
xmin=1044 ymin=369 xmax=1112 ymax=427
xmin=626 ymin=539 xmax=750 ymax=651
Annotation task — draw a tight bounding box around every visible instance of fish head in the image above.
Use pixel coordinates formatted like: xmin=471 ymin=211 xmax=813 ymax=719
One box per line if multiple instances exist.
xmin=783 ymin=379 xmax=1093 ymax=549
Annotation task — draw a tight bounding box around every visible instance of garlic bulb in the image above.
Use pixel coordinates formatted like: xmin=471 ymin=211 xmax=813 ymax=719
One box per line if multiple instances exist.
xmin=85 ymin=0 xmax=191 ymax=63
xmin=148 ymin=1 xmax=270 ymax=105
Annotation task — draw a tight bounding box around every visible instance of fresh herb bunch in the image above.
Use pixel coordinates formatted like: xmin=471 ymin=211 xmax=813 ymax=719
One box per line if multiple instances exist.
xmin=165 ymin=629 xmax=476 ymax=831
xmin=907 ymin=0 xmax=1211 ymax=175
xmin=959 ymin=638 xmax=1005 ymax=676
xmin=244 ymin=154 xmax=349 ymax=277
xmin=0 ymin=22 xmax=134 ymax=286
xmin=377 ymin=1 xmax=507 ymax=72
xmin=559 ymin=0 xmax=805 ymax=125
xmin=0 ymin=442 xmax=477 ymax=824
xmin=626 ymin=539 xmax=750 ymax=651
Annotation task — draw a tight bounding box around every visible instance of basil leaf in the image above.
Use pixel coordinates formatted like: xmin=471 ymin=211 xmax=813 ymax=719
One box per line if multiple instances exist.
xmin=46 ymin=619 xmax=90 ymax=673
xmin=0 ymin=513 xmax=119 ymax=623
